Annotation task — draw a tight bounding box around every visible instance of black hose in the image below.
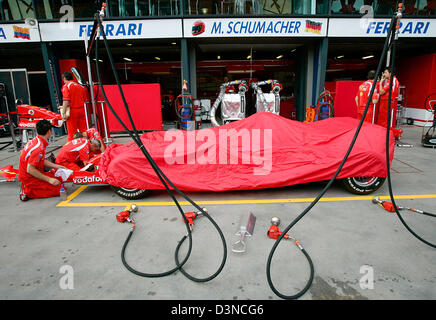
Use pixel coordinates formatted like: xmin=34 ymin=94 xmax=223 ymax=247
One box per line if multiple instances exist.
xmin=95 ymin=33 xmax=194 ymax=277
xmin=174 ymin=230 xmax=228 ymax=283
xmin=266 ymin=11 xmax=398 ymax=299
xmin=94 ymin=16 xmax=227 ymax=280
xmin=267 ymin=243 xmax=315 ymax=300
xmin=419 ymin=211 xmax=436 ymax=218
xmin=384 ymin=20 xmax=436 ymax=248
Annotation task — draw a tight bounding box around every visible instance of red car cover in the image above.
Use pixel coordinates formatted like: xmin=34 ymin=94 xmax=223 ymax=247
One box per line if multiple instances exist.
xmin=99 ymin=113 xmax=395 ymax=191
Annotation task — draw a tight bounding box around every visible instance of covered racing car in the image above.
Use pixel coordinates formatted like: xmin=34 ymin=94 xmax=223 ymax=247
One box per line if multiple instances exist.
xmin=98 ymin=113 xmax=395 ymax=199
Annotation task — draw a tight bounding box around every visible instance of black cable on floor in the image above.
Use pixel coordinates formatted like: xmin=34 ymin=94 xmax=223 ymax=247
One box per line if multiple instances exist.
xmin=266 ymin=9 xmax=399 ymax=299
xmin=93 ymin=16 xmax=227 ymax=280
xmin=95 ymin=32 xmax=193 ymax=277
xmin=383 ymin=15 xmax=436 ymax=248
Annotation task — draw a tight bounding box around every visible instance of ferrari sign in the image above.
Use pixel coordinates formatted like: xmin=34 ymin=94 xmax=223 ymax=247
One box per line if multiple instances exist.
xmin=39 ymin=19 xmax=183 ymax=41
xmin=328 ymin=18 xmax=436 ymax=37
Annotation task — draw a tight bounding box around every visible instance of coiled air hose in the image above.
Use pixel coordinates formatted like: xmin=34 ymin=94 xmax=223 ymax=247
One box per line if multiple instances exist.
xmin=174 ymin=232 xmax=227 ymax=283
xmin=93 ymin=16 xmax=227 ymax=280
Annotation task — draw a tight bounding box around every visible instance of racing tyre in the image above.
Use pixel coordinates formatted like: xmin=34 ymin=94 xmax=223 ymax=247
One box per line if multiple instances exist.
xmin=341 ymin=177 xmax=385 ymax=195
xmin=110 ymin=186 xmax=149 ymax=200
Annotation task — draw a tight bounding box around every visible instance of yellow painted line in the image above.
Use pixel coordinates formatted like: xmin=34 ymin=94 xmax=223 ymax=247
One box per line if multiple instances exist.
xmin=57 ymin=185 xmax=88 ymax=207
xmin=56 ymin=193 xmax=436 ymax=208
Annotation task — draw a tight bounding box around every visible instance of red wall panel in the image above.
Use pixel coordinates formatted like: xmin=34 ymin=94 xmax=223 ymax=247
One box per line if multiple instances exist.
xmin=59 ymin=59 xmax=88 ymax=82
xmin=396 ymin=53 xmax=436 ymax=109
xmin=332 ymin=80 xmax=362 ymax=118
xmin=96 ymin=83 xmax=162 ymax=132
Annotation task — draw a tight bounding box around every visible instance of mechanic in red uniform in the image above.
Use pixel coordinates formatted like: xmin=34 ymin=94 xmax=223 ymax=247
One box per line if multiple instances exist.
xmin=375 ymin=67 xmax=400 ymax=128
xmin=61 ymin=72 xmax=88 ymax=141
xmin=72 ymin=128 xmax=105 ymax=158
xmin=355 ymin=70 xmax=378 ymax=123
xmin=19 ymin=120 xmax=66 ymax=201
xmin=82 ymin=128 xmax=106 ymax=152
xmin=55 ymin=137 xmax=101 ymax=172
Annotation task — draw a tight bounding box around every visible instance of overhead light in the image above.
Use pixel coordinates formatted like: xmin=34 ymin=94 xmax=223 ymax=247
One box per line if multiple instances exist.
xmin=171 ymin=42 xmax=177 ymax=45
xmin=362 ymin=55 xmax=374 ymax=60
xmin=126 ymin=43 xmax=133 ymax=46
xmin=217 ymin=55 xmax=221 ymax=60
xmin=155 ymin=57 xmax=161 ymax=61
xmin=336 ymin=55 xmax=344 ymax=59
xmin=291 ymin=49 xmax=296 ymax=52
xmin=123 ymin=57 xmax=132 ymax=62
xmin=247 ymin=55 xmax=252 ymax=59
xmin=276 ymin=55 xmax=283 ymax=59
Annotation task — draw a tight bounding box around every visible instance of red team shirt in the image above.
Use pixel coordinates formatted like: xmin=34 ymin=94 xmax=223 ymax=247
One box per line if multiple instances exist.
xmin=55 ymin=138 xmax=91 ymax=169
xmin=61 ymin=81 xmax=87 ymax=109
xmin=377 ymin=76 xmax=399 ymax=101
xmin=356 ymin=80 xmax=376 ymax=122
xmin=357 ymin=80 xmax=373 ymax=108
xmin=19 ymin=135 xmax=63 ymax=199
xmin=19 ymin=136 xmax=48 ymax=183
xmin=374 ymin=76 xmax=400 ymax=127
xmin=62 ymin=80 xmax=88 ymax=141
xmin=85 ymin=128 xmax=102 ymax=141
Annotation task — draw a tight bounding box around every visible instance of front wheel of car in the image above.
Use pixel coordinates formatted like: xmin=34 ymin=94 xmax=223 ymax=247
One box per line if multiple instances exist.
xmin=110 ymin=186 xmax=149 ymax=200
xmin=341 ymin=177 xmax=386 ymax=195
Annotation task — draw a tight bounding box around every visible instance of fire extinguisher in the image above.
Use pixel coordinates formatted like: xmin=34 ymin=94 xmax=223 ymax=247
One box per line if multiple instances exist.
xmin=176 ymin=80 xmax=194 ymax=130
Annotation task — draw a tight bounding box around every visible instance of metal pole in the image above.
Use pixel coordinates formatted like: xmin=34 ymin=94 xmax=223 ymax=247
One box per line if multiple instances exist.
xmin=99 ymin=101 xmax=111 ymax=144
xmin=372 ymin=102 xmax=376 ymax=124
xmin=84 ymin=37 xmax=98 ymax=128
xmin=84 ymin=102 xmax=90 ymax=129
xmin=3 ymin=96 xmax=18 ymax=152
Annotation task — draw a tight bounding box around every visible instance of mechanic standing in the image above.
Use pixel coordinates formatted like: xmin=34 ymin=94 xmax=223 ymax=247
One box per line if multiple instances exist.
xmin=19 ymin=120 xmax=66 ymax=201
xmin=355 ymin=70 xmax=377 ymax=123
xmin=55 ymin=137 xmax=101 ymax=171
xmin=374 ymin=67 xmax=400 ymax=128
xmin=60 ymin=72 xmax=88 ymax=141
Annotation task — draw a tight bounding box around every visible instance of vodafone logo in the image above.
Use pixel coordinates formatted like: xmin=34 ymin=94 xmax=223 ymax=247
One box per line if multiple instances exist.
xmin=18 ymin=122 xmax=36 ymax=128
xmin=28 ymin=109 xmax=35 ymax=115
xmin=73 ymin=175 xmax=104 ymax=184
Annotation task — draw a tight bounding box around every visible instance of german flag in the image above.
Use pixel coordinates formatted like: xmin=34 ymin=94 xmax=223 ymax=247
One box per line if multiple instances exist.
xmin=13 ymin=26 xmax=31 ymax=40
xmin=305 ymin=20 xmax=322 ymax=35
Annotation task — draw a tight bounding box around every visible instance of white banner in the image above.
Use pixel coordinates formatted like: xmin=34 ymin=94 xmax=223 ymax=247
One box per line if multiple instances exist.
xmin=39 ymin=19 xmax=183 ymax=41
xmin=328 ymin=18 xmax=436 ymax=38
xmin=0 ymin=23 xmax=41 ymax=43
xmin=184 ymin=18 xmax=328 ymax=38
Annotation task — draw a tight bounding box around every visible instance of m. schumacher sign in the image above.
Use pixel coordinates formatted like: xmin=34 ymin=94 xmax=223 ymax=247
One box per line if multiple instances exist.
xmin=184 ymin=18 xmax=327 ymax=38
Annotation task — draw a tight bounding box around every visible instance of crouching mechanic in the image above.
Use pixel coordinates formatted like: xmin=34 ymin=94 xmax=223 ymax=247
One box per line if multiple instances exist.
xmin=55 ymin=137 xmax=101 ymax=171
xmin=72 ymin=127 xmax=106 ymax=153
xmin=19 ymin=120 xmax=66 ymax=201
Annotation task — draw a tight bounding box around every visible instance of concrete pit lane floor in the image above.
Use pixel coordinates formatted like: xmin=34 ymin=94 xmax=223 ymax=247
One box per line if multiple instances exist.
xmin=0 ymin=125 xmax=435 ymax=300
